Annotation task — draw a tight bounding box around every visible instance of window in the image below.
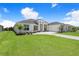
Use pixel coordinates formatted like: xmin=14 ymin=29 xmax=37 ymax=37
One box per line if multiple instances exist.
xmin=24 ymin=25 xmax=29 ymax=30
xmin=34 ymin=25 xmax=38 ymax=30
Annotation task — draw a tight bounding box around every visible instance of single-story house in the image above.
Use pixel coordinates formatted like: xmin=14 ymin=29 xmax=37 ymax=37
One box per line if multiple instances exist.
xmin=13 ymin=19 xmax=73 ymax=34
xmin=0 ymin=25 xmax=3 ymax=32
xmin=48 ymin=22 xmax=72 ymax=32
xmin=13 ymin=19 xmax=48 ymax=34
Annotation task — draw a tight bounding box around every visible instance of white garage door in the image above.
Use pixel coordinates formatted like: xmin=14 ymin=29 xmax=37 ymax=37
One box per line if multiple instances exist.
xmin=48 ymin=25 xmax=60 ymax=32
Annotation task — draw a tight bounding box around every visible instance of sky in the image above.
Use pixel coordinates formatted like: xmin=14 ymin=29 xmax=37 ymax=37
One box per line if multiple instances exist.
xmin=0 ymin=3 xmax=79 ymax=28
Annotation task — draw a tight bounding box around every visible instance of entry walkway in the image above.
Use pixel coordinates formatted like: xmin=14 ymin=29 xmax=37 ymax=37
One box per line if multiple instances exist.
xmin=34 ymin=32 xmax=79 ymax=40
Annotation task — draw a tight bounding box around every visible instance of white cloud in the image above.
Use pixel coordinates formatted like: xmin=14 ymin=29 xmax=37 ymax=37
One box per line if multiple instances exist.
xmin=51 ymin=3 xmax=58 ymax=8
xmin=0 ymin=20 xmax=15 ymax=28
xmin=21 ymin=7 xmax=41 ymax=19
xmin=38 ymin=16 xmax=44 ymax=19
xmin=63 ymin=10 xmax=79 ymax=26
xmin=64 ymin=20 xmax=79 ymax=26
xmin=3 ymin=8 xmax=9 ymax=13
xmin=66 ymin=10 xmax=79 ymax=21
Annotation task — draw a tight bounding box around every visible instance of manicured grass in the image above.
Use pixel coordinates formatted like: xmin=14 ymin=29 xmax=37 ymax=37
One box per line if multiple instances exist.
xmin=60 ymin=32 xmax=79 ymax=36
xmin=0 ymin=31 xmax=79 ymax=56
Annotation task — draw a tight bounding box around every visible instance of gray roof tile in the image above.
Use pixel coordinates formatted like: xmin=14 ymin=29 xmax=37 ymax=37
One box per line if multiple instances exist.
xmin=18 ymin=19 xmax=38 ymax=24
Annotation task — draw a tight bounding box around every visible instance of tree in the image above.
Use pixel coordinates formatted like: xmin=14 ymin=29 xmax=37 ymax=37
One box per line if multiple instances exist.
xmin=9 ymin=27 xmax=13 ymax=31
xmin=14 ymin=24 xmax=25 ymax=30
xmin=71 ymin=27 xmax=77 ymax=32
xmin=14 ymin=23 xmax=25 ymax=35
xmin=4 ymin=28 xmax=9 ymax=31
xmin=59 ymin=24 xmax=64 ymax=33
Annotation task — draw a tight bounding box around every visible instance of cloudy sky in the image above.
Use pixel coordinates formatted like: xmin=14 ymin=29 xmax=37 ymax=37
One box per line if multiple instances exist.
xmin=0 ymin=3 xmax=79 ymax=28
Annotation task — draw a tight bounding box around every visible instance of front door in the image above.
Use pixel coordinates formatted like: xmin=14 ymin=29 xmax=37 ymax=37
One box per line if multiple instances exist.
xmin=44 ymin=25 xmax=47 ymax=31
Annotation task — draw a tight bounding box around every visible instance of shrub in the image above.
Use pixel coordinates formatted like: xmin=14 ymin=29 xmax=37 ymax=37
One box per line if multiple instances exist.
xmin=13 ymin=24 xmax=26 ymax=35
xmin=71 ymin=27 xmax=77 ymax=32
xmin=14 ymin=24 xmax=25 ymax=30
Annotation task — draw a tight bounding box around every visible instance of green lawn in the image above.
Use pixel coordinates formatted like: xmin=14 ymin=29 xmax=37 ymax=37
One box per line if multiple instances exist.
xmin=0 ymin=31 xmax=79 ymax=56
xmin=60 ymin=32 xmax=79 ymax=36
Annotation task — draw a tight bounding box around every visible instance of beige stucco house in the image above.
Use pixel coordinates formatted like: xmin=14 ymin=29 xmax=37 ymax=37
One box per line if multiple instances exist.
xmin=48 ymin=22 xmax=72 ymax=32
xmin=14 ymin=19 xmax=72 ymax=34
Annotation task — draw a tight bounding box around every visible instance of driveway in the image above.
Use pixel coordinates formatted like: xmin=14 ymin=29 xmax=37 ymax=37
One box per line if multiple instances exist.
xmin=34 ymin=32 xmax=56 ymax=34
xmin=34 ymin=32 xmax=79 ymax=40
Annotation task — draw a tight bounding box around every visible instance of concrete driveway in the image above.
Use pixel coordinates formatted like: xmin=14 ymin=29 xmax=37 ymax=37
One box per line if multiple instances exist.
xmin=34 ymin=32 xmax=79 ymax=40
xmin=34 ymin=32 xmax=56 ymax=35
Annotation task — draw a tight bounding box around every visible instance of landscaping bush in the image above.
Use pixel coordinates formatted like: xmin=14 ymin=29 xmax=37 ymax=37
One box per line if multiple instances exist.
xmin=70 ymin=27 xmax=77 ymax=32
xmin=13 ymin=24 xmax=26 ymax=35
xmin=4 ymin=27 xmax=13 ymax=31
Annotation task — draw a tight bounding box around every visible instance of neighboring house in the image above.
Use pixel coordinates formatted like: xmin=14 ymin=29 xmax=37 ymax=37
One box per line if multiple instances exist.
xmin=48 ymin=22 xmax=72 ymax=32
xmin=0 ymin=25 xmax=3 ymax=32
xmin=14 ymin=19 xmax=48 ymax=33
